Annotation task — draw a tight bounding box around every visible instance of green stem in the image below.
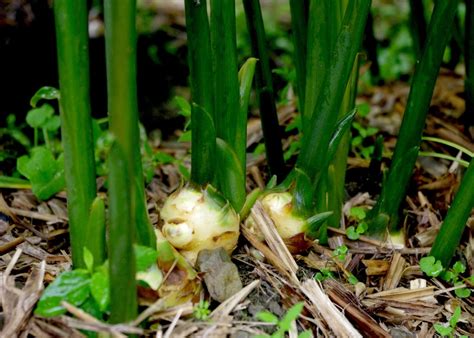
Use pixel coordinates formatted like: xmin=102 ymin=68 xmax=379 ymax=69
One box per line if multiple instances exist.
xmin=430 ymin=159 xmax=474 ymax=267
xmin=302 ymin=0 xmax=332 ymax=127
xmin=326 ymin=54 xmax=361 ymax=229
xmin=0 ymin=176 xmax=31 ymax=189
xmin=42 ymin=128 xmax=51 ymax=151
xmin=53 ymin=0 xmax=97 ymax=269
xmin=465 ymin=0 xmax=474 ymax=134
xmin=295 ymin=0 xmax=371 ymax=213
xmin=408 ymin=0 xmax=427 ymax=61
xmin=184 ymin=0 xmax=215 ymax=185
xmin=369 ymin=0 xmax=460 ymax=236
xmin=183 ymin=0 xmax=213 ymax=119
xmin=242 ymin=0 xmax=285 ymax=179
xmin=210 ymin=0 xmax=247 ymax=209
xmin=289 ymin=0 xmax=309 ymax=112
xmin=104 ymin=0 xmax=143 ymax=322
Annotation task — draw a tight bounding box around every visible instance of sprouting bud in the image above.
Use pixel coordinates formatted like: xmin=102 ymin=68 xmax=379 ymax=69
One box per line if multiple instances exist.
xmin=259 ymin=192 xmax=306 ymax=239
xmin=160 ymin=187 xmax=240 ymax=265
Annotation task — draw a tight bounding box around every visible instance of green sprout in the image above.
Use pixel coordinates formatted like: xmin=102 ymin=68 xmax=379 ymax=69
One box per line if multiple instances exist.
xmin=255 ymin=302 xmax=312 ymax=338
xmin=193 ymin=300 xmax=211 ymax=321
xmin=420 ymin=256 xmax=473 ymax=298
xmin=332 ymin=245 xmax=348 ymax=262
xmin=434 ymin=306 xmax=467 ymax=338
xmin=346 ymin=207 xmax=369 ymax=240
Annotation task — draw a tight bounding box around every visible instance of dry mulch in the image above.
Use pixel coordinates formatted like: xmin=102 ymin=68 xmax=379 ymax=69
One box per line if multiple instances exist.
xmin=0 ymin=54 xmax=473 ymax=338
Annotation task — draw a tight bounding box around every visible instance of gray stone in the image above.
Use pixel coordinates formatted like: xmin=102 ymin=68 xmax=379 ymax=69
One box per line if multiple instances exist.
xmin=196 ymin=247 xmax=243 ymax=303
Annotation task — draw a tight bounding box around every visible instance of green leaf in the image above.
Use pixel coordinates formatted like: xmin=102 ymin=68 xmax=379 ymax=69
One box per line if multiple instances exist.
xmin=256 ymin=311 xmax=279 ymax=324
xmin=90 ymin=269 xmax=110 ymax=312
xmin=454 ymin=283 xmax=471 ymax=298
xmin=348 ymin=274 xmax=359 ymax=285
xmin=349 ymin=207 xmax=367 ymax=220
xmin=346 ymin=226 xmax=360 ymax=240
xmin=17 ymin=147 xmax=65 ymax=200
xmin=80 ymin=296 xmax=103 ymax=321
xmin=26 ymin=104 xmax=54 ymax=129
xmin=419 ymin=256 xmax=444 ymax=277
xmin=173 ymin=96 xmax=191 ymax=117
xmin=298 ymin=331 xmax=313 ymax=338
xmin=134 ymin=244 xmax=159 ymax=272
xmin=238 ymin=57 xmax=257 ymax=119
xmin=279 ymin=302 xmax=304 ymax=332
xmin=43 ymin=115 xmax=61 ymax=132
xmin=293 ymin=167 xmax=313 ymax=215
xmin=35 ymin=269 xmax=91 ymax=317
xmin=178 ymin=130 xmax=192 ymax=142
xmin=357 ymin=222 xmax=368 ymax=234
xmin=452 ymin=261 xmax=466 ymax=274
xmin=0 ymin=176 xmax=31 ymax=189
xmin=351 ymin=136 xmax=363 ymax=147
xmin=440 ymin=270 xmax=455 ymax=283
xmin=356 ymin=103 xmax=370 ymax=117
xmin=191 ymin=103 xmax=216 ymax=186
xmin=325 ymin=108 xmax=357 ymax=166
xmin=154 ymin=152 xmax=175 ymax=164
xmin=334 ymin=245 xmax=348 ymax=258
xmin=83 ymin=247 xmax=94 ymax=273
xmin=85 ymin=197 xmax=106 ymax=267
xmin=449 ymin=306 xmax=461 ymax=328
xmin=434 ymin=323 xmax=453 ymax=336
xmin=30 ymin=86 xmax=60 ymax=107
xmin=366 ymin=127 xmax=378 ymax=137
xmin=215 ymin=138 xmax=246 ymax=212
xmin=306 ymin=211 xmax=333 ymax=239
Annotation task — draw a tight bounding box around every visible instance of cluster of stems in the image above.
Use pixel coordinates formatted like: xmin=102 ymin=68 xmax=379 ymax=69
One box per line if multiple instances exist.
xmin=54 ymin=0 xmax=156 ymax=323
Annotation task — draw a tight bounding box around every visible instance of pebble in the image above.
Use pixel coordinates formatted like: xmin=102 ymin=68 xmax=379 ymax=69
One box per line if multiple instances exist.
xmin=196 ymin=247 xmax=243 ymax=303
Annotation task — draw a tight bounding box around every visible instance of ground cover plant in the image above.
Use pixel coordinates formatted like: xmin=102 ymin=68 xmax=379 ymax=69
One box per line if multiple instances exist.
xmin=0 ymin=0 xmax=473 ymax=337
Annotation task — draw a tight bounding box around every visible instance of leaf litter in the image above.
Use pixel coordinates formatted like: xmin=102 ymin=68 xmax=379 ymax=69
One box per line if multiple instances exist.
xmin=0 ymin=23 xmax=473 ymax=338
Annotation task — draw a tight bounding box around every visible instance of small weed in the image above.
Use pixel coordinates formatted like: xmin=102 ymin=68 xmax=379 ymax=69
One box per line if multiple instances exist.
xmin=332 ymin=245 xmax=348 ymax=262
xmin=314 ymin=268 xmax=334 ymax=282
xmin=193 ymin=300 xmax=211 ymax=321
xmin=420 ymin=256 xmax=473 ymax=298
xmin=346 ymin=207 xmax=368 ymax=240
xmin=433 ymin=306 xmax=467 ymax=338
xmin=351 ymin=103 xmax=379 ymax=160
xmin=255 ymin=302 xmax=312 ymax=338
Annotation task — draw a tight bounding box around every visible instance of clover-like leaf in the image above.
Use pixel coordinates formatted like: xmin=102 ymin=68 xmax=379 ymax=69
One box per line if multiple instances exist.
xmin=26 ymin=104 xmax=54 ymax=129
xmin=454 ymin=283 xmax=471 ymax=298
xmin=441 ymin=270 xmax=456 ymax=283
xmin=357 ymin=222 xmax=368 ymax=234
xmin=346 ymin=226 xmax=360 ymax=240
xmin=419 ymin=256 xmax=443 ymax=277
xmin=452 ymin=261 xmax=466 ymax=275
xmin=349 ymin=207 xmax=366 ymax=220
xmin=43 ymin=115 xmax=61 ymax=132
xmin=17 ymin=147 xmax=65 ymax=200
